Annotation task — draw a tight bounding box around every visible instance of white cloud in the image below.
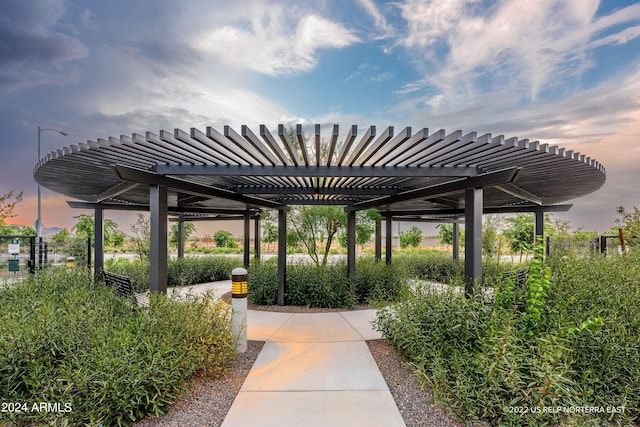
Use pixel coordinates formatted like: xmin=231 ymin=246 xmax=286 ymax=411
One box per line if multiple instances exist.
xmin=397 ymin=0 xmax=640 ymax=101
xmin=356 ymin=0 xmax=394 ymax=38
xmin=192 ymin=7 xmax=359 ymax=76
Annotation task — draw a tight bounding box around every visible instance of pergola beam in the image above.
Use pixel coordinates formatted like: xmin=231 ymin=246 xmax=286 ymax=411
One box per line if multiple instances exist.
xmin=379 ymin=204 xmax=573 ymax=217
xmin=233 ymin=186 xmax=401 ymax=195
xmin=96 ymin=181 xmax=140 ymax=202
xmin=68 ymin=200 xmax=261 ymax=215
xmin=112 ymin=164 xmax=285 ymax=210
xmin=346 ymin=167 xmax=521 ymax=211
xmin=154 ymin=164 xmax=480 ymax=178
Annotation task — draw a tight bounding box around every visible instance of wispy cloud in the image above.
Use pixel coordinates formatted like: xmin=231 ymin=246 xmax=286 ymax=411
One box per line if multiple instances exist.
xmin=397 ymin=0 xmax=640 ymax=101
xmin=356 ymin=0 xmax=394 ymax=39
xmin=192 ymin=5 xmax=359 ymax=76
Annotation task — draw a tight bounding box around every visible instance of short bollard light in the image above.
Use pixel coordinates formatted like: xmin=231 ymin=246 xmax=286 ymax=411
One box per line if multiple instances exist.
xmin=231 ymin=267 xmax=248 ymax=353
xmin=66 ymin=256 xmax=76 ymax=269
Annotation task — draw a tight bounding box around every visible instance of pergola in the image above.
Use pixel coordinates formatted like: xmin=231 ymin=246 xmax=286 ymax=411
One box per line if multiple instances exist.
xmin=34 ymin=124 xmax=606 ymax=303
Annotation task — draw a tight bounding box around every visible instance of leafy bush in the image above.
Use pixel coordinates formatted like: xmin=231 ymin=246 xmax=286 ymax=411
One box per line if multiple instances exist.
xmin=248 ymin=259 xmax=354 ymax=307
xmin=247 ymin=258 xmax=279 ymax=305
xmin=167 ymin=256 xmax=242 ymax=287
xmin=247 ymin=258 xmax=409 ymax=307
xmin=286 ymin=262 xmax=354 ymax=308
xmin=354 ymin=256 xmax=409 ymax=303
xmin=213 ymin=230 xmax=237 ymax=248
xmin=374 ymin=252 xmax=640 ymax=426
xmin=105 ymin=256 xmax=242 ymax=292
xmin=104 ymin=257 xmax=150 ymax=292
xmin=399 ymin=225 xmax=422 ymax=248
xmin=0 ymin=268 xmax=235 ymax=426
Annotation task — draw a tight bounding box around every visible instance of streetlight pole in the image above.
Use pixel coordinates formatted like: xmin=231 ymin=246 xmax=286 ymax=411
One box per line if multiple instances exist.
xmin=36 ymin=126 xmax=67 ymax=243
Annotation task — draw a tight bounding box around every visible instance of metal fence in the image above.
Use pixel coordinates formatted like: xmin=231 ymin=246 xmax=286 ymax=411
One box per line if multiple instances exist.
xmin=1 ymin=236 xmax=91 ymax=282
xmin=0 ymin=235 xmax=35 ymax=281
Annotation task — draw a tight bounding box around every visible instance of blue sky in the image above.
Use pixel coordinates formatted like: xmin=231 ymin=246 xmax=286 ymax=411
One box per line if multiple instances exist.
xmin=1 ymin=0 xmax=639 ymax=234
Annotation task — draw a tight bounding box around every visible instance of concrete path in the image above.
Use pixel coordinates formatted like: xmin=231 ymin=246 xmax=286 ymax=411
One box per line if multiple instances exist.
xmin=227 ymin=310 xmax=404 ymax=425
xmin=222 ymin=309 xmax=405 ymax=427
xmin=170 ymin=280 xmax=406 ymax=426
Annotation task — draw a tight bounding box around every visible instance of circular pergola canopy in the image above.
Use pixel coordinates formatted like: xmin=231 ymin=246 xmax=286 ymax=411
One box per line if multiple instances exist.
xmin=34 ymin=124 xmax=606 ymax=217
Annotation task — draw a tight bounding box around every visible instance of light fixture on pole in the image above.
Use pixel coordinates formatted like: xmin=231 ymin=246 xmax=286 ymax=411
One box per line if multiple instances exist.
xmin=37 ymin=126 xmax=67 ymax=243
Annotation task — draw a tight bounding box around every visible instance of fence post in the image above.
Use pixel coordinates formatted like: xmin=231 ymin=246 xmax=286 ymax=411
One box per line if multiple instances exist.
xmin=38 ymin=237 xmax=43 ymax=268
xmin=87 ymin=237 xmax=92 ymax=270
xmin=29 ymin=236 xmax=36 ymax=274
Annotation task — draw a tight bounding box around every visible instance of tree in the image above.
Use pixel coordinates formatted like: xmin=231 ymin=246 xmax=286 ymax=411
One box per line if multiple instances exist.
xmin=130 ymin=214 xmax=150 ymax=262
xmin=612 ymin=205 xmax=640 ymax=249
xmin=72 ymin=214 xmax=124 ymax=248
xmin=213 ymin=230 xmax=237 ymax=248
xmin=482 ymin=215 xmax=503 ymax=259
xmin=436 ymin=223 xmax=465 ymax=248
xmin=503 ymin=214 xmax=534 ymax=262
xmin=260 ymin=209 xmax=278 ymax=251
xmin=400 ymin=226 xmax=422 ymax=248
xmin=169 ymin=222 xmax=196 ymax=249
xmin=288 ymin=205 xmax=344 ymax=267
xmin=51 ymin=228 xmax=71 ymax=244
xmin=0 ymin=190 xmax=23 ymax=222
xmin=338 ymin=210 xmax=379 ymax=251
xmin=262 ymin=223 xmax=278 ymax=251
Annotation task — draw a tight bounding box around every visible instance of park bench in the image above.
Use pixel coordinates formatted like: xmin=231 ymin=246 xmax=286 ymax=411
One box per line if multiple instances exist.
xmin=103 ymin=271 xmax=150 ymax=308
xmin=502 ymin=267 xmax=529 ymax=289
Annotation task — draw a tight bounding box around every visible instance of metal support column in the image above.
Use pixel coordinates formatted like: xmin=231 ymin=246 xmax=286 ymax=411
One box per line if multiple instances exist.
xmin=149 ymin=185 xmax=168 ymax=294
xmin=453 ymin=222 xmax=460 ymax=260
xmin=94 ymin=207 xmax=104 ymax=276
xmin=243 ymin=214 xmax=250 ymax=267
xmin=177 ymin=219 xmax=184 ymax=258
xmin=375 ymin=217 xmax=382 ymax=261
xmin=385 ymin=216 xmax=393 ymax=264
xmin=254 ymin=216 xmax=261 ymax=259
xmin=535 ymin=210 xmax=544 ymax=243
xmin=277 ymin=209 xmax=287 ymax=306
xmin=347 ymin=210 xmax=356 ymax=286
xmin=464 ymin=187 xmax=483 ymax=298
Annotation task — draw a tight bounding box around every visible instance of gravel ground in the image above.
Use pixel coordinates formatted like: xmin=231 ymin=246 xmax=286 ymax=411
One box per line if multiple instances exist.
xmin=368 ymin=340 xmax=464 ymax=427
xmin=134 ymin=340 xmax=264 ymax=427
xmin=135 ymin=303 xmax=464 ymax=427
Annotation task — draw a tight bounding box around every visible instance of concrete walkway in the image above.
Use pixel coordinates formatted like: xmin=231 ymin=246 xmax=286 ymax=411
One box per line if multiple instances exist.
xmin=171 ymin=280 xmax=406 ymax=426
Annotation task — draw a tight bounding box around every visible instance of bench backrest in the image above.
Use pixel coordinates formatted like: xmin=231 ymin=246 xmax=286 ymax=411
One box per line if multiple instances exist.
xmin=502 ymin=267 xmax=529 ymax=288
xmin=103 ymin=271 xmax=134 ymax=299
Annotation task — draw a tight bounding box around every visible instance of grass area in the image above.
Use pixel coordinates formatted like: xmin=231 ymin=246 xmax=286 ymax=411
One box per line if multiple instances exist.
xmin=0 ymin=268 xmax=236 ymax=426
xmin=374 ymin=251 xmax=640 ymax=426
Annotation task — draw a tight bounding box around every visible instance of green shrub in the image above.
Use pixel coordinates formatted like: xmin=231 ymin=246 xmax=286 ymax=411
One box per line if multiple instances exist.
xmin=354 ymin=256 xmax=409 ymax=303
xmin=247 ymin=258 xmax=279 ymax=305
xmin=374 ymin=252 xmax=640 ymax=426
xmin=167 ymin=256 xmax=242 ymax=287
xmin=247 ymin=257 xmax=411 ymax=307
xmin=105 ymin=256 xmax=242 ymax=292
xmin=104 ymin=257 xmax=151 ymax=292
xmin=286 ymin=262 xmax=354 ymax=308
xmin=0 ymin=268 xmax=235 ymax=426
